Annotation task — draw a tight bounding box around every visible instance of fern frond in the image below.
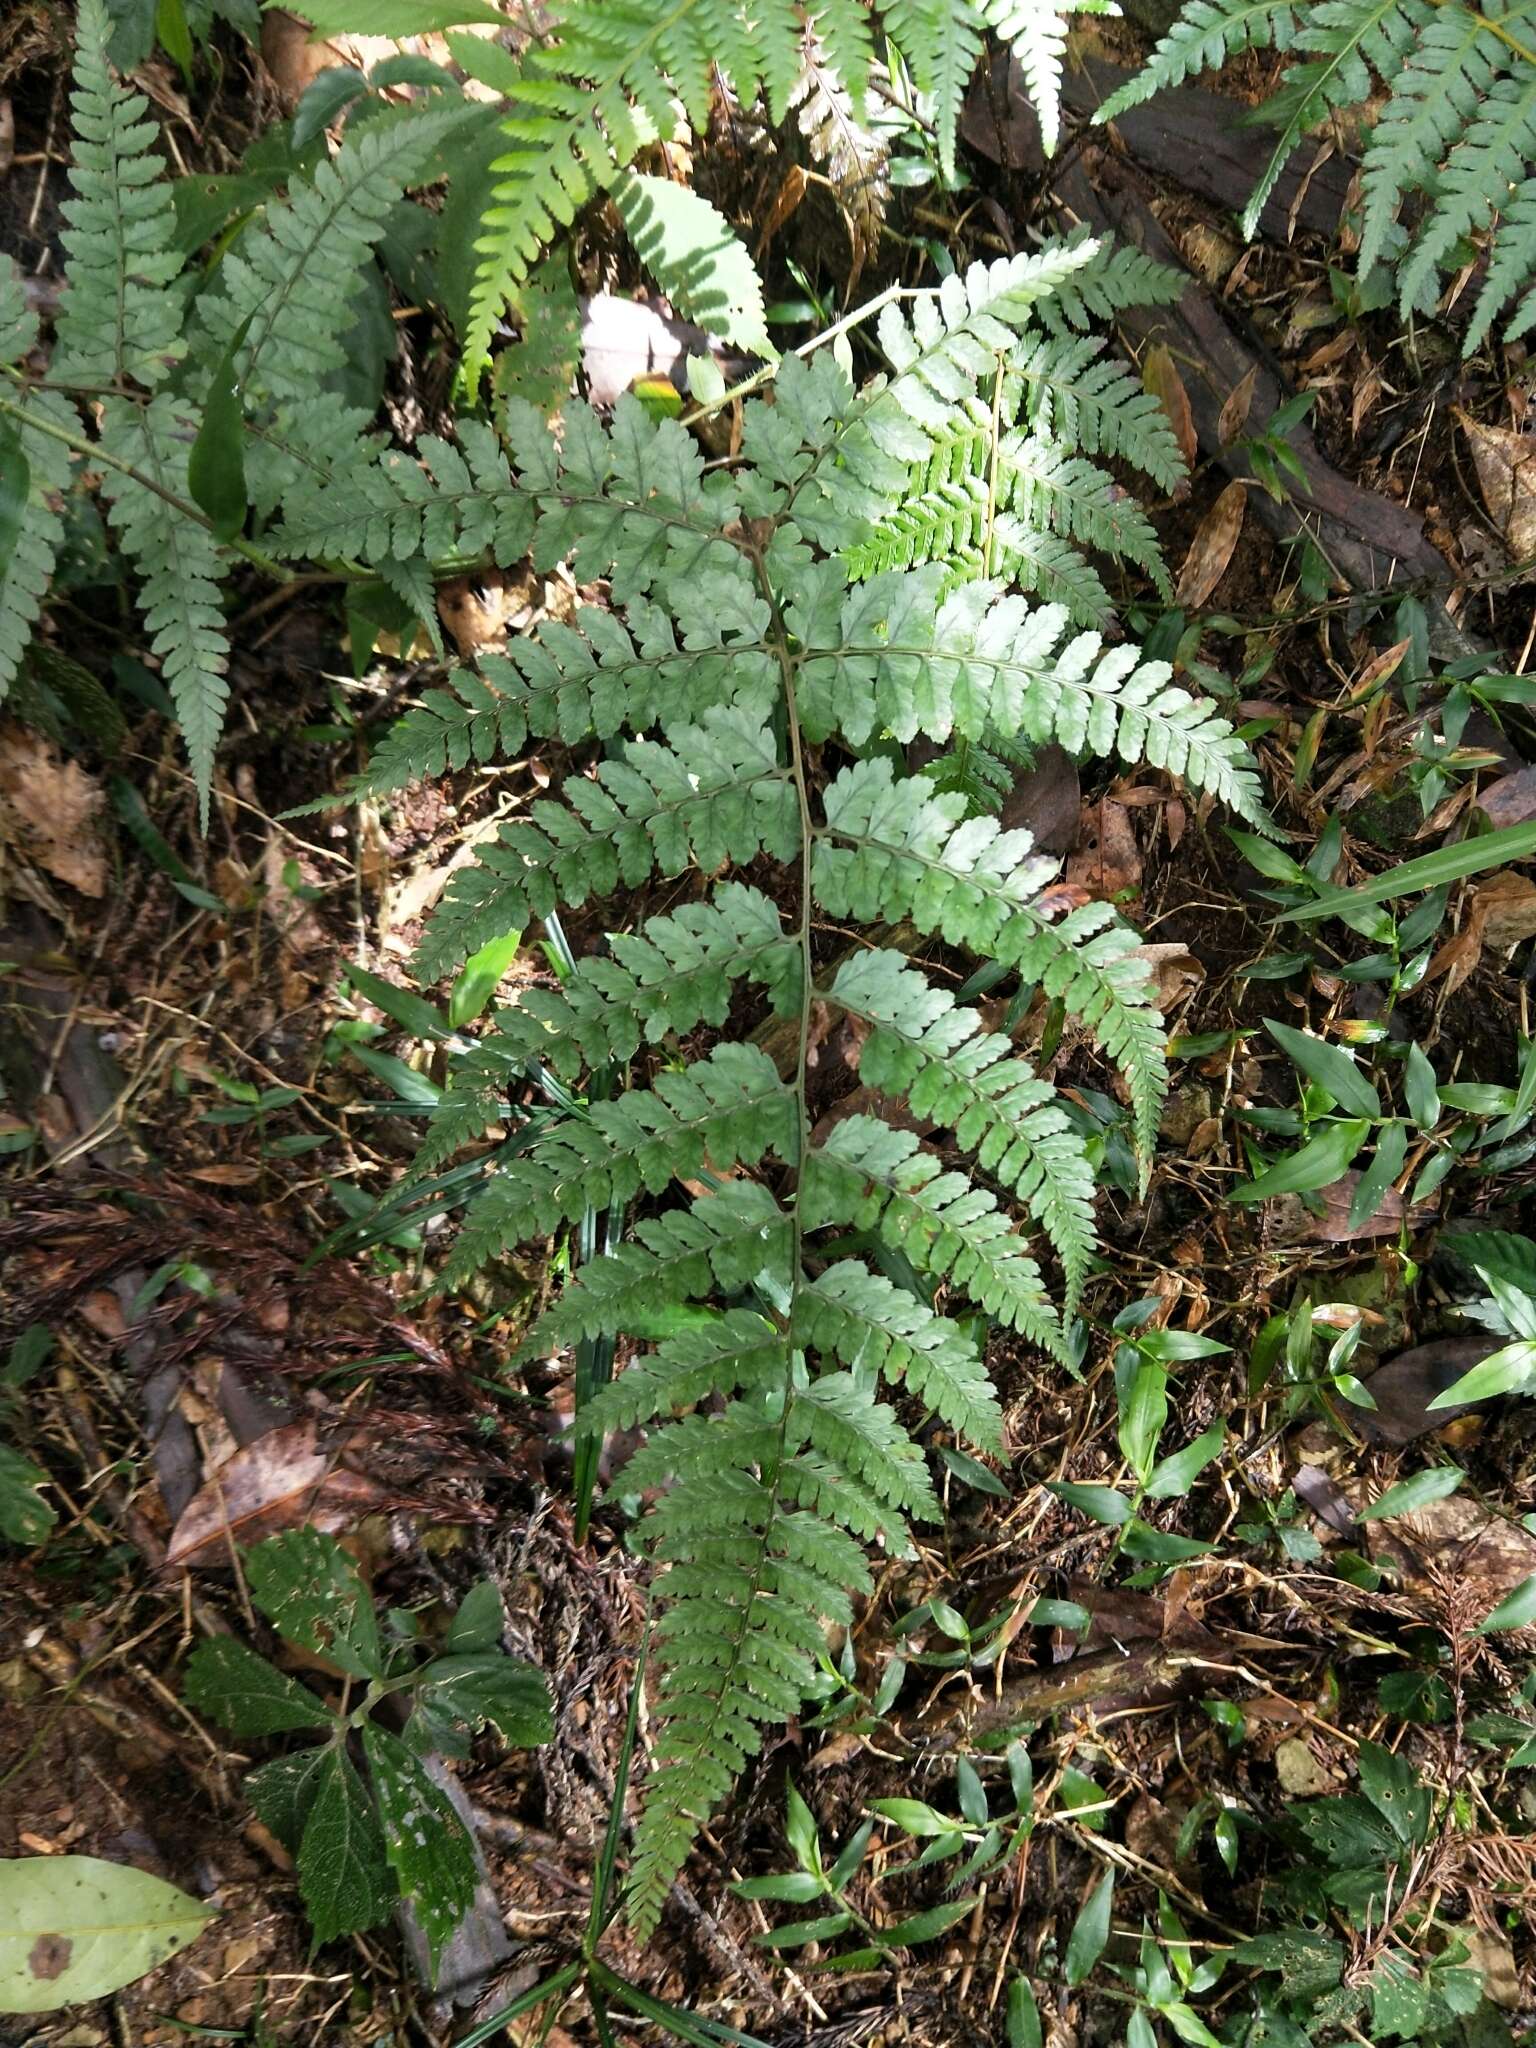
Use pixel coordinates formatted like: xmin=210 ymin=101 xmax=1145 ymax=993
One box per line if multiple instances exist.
xmin=542 ymin=1181 xmax=793 ymax=1340
xmin=275 ymin=419 xmax=535 ymax=570
xmin=1356 ymin=2 xmax=1496 ymax=280
xmin=464 ymin=0 xmax=799 ymax=380
xmin=826 ymin=950 xmax=1098 ymax=1309
xmin=789 ymin=36 xmax=890 ymax=287
xmin=581 ymin=1312 xmax=791 ymax=1433
xmin=815 ymin=757 xmax=1169 ymax=1162
xmin=0 ymin=277 xmax=72 ymax=702
xmin=802 ymin=1112 xmax=1063 ymax=1352
xmin=332 ymin=666 xmax=531 ymax=809
xmin=54 ymin=0 xmax=183 ymax=389
xmin=439 ymin=1041 xmax=797 ymax=1289
xmin=1013 ymin=331 xmax=1184 ymax=494
xmin=1096 ymin=0 xmax=1306 ymax=116
xmin=795 ymin=1258 xmax=1004 ymax=1448
xmin=612 ymin=172 xmax=773 ymax=356
xmin=99 ymin=396 xmax=229 ymax=824
xmin=198 ymin=104 xmax=469 ymax=412
xmin=1399 ymin=64 xmax=1536 ymax=320
xmin=413 ymin=884 xmax=799 ymax=1174
xmin=416 ymin=708 xmax=797 ymax=981
xmin=880 ymin=0 xmax=987 ymax=180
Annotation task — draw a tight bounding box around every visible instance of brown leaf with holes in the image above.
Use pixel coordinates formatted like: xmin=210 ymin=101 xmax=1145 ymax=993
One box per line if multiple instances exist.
xmin=165 ymin=1420 xmax=388 ymax=1568
xmin=1066 ymin=798 xmax=1141 ymax=902
xmin=1426 ymin=869 xmax=1536 ymax=991
xmin=1478 ymin=764 xmax=1536 ymax=828
xmin=1175 ymin=481 xmax=1246 ymax=607
xmin=1143 ymin=345 xmax=1196 ymax=481
xmin=1217 ymin=365 xmax=1257 ymax=447
xmin=1458 ymin=409 xmax=1536 ymax=563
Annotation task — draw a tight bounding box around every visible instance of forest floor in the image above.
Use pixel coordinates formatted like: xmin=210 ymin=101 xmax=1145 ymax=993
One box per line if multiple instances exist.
xmin=2 ymin=10 xmax=1535 ymax=2048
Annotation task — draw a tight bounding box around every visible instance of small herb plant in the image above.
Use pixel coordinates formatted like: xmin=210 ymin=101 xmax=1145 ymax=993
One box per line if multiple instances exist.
xmin=184 ymin=1528 xmax=553 ymax=1973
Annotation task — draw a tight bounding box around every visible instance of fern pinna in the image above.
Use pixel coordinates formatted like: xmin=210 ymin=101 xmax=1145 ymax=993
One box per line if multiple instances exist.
xmin=313 ymin=242 xmax=1270 ymax=1934
xmin=1099 ymin=0 xmax=1536 ymax=351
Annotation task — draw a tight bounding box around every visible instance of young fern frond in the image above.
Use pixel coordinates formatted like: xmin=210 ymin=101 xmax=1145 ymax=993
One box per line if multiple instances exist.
xmin=0 ymin=272 xmax=72 ymax=703
xmin=53 ymin=0 xmax=184 ymax=390
xmin=1100 ymin=0 xmax=1536 ymax=349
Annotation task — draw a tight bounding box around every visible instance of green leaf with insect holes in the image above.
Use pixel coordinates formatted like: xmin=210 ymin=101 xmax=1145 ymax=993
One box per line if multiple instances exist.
xmin=245 ymin=1527 xmax=382 ymax=1679
xmin=416 ymin=1654 xmax=555 ymax=1746
xmin=361 ymin=1725 xmax=478 ymax=1975
xmin=183 ymin=1639 xmax=336 ymax=1736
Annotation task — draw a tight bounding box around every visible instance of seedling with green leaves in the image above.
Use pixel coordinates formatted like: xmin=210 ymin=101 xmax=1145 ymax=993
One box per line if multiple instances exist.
xmin=1047 ymin=1301 xmax=1228 ymax=1580
xmin=183 ymin=1527 xmax=553 ymax=1975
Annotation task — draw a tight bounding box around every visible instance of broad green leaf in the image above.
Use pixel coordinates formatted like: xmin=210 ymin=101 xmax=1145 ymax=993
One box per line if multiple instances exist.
xmin=757 ymin=1910 xmax=854 ymax=1949
xmin=732 ymin=1871 xmax=823 ymax=1903
xmin=870 ymin=1798 xmax=956 ymax=1837
xmin=1346 ymin=1119 xmax=1407 ymax=1233
xmin=880 ymin=1897 xmax=978 ymax=1946
xmin=1427 ymin=1338 xmax=1536 ymax=1408
xmin=417 ymin=1653 xmax=555 ymax=1746
xmin=785 ymin=1779 xmax=821 ymax=1875
xmin=187 ymin=313 xmax=252 ymax=543
xmin=0 ymin=1856 xmax=213 ymax=2013
xmin=346 ymin=960 xmax=451 ymax=1043
xmin=0 ymin=1443 xmax=55 ymax=1545
xmin=1356 ymin=1741 xmax=1431 ymax=1847
xmin=0 ymin=422 xmax=29 ymax=574
xmin=1355 ymin=1467 xmax=1463 ymax=1522
xmin=297 ymin=1746 xmax=393 ymax=1945
xmin=1230 ymin=1119 xmax=1369 ymax=1201
xmin=1145 ymin=1421 xmax=1225 ymax=1499
xmin=362 ymin=1726 xmax=478 ymax=1976
xmin=246 ymin=1746 xmax=334 ymax=1854
xmin=1117 ymin=1359 xmax=1167 ymax=1484
xmin=827 ymin=1819 xmax=873 ymax=1892
xmin=245 ymin=1527 xmax=382 ymax=1679
xmin=1007 ymin=1976 xmax=1043 ymax=2048
xmin=1048 ymin=1481 xmax=1132 ymax=1526
xmin=954 ymin=1757 xmax=988 ymax=1828
xmin=613 ymin=173 xmax=774 ymax=357
xmin=1265 ymin=1019 xmax=1380 ymax=1118
xmin=445 ymin=1579 xmax=504 ymax=1654
xmin=449 ymin=929 xmax=523 ymax=1028
xmin=1476 ymin=1571 xmax=1536 ymax=1633
xmin=1443 ymin=1230 xmax=1536 ymax=1340
xmin=1064 ymin=1868 xmax=1114 ymax=1986
xmin=1402 ymin=1042 xmax=1440 ymax=1131
xmin=183 ymin=1638 xmax=336 ymax=1736
xmin=1279 ymin=822 xmax=1536 ymax=923
xmin=291 ymin=66 xmax=369 ymax=153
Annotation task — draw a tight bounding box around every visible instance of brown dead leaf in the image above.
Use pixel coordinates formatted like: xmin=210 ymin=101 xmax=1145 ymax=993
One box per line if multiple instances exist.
xmin=1367 ymin=1491 xmax=1536 ymax=1615
xmin=1478 ymin=763 xmax=1536 ymax=828
xmin=438 ymin=567 xmax=538 ymax=657
xmin=1458 ymin=409 xmax=1536 ymax=563
xmin=165 ymin=1419 xmax=388 ymax=1568
xmin=1143 ymin=345 xmax=1197 ymax=480
xmin=1356 ymin=1340 xmax=1499 ymax=1446
xmin=1426 ymin=868 xmax=1536 ymax=990
xmin=1130 ymin=943 xmax=1203 ymax=1014
xmin=1303 ymin=1170 xmax=1435 ymax=1243
xmin=1066 ymin=798 xmax=1141 ymax=901
xmin=0 ymin=722 xmax=108 ymax=896
xmin=1175 ymin=481 xmax=1246 ymax=607
xmin=1217 ymin=365 xmax=1258 ymax=447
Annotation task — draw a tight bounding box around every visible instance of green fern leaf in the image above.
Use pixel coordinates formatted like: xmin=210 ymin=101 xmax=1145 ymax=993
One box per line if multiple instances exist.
xmin=1095 ymin=0 xmax=1306 ymax=118
xmin=795 ymin=1258 xmax=1004 ymax=1449
xmin=803 ymin=1112 xmax=1062 ymax=1352
xmin=827 ymin=950 xmax=1098 ymax=1309
xmin=613 ymin=172 xmax=773 ymax=356
xmin=416 ymin=708 xmax=797 ymax=980
xmin=100 ymin=396 xmax=229 ymax=824
xmin=815 ymin=757 xmax=1169 ymax=1163
xmin=54 ymin=0 xmax=184 ymax=389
